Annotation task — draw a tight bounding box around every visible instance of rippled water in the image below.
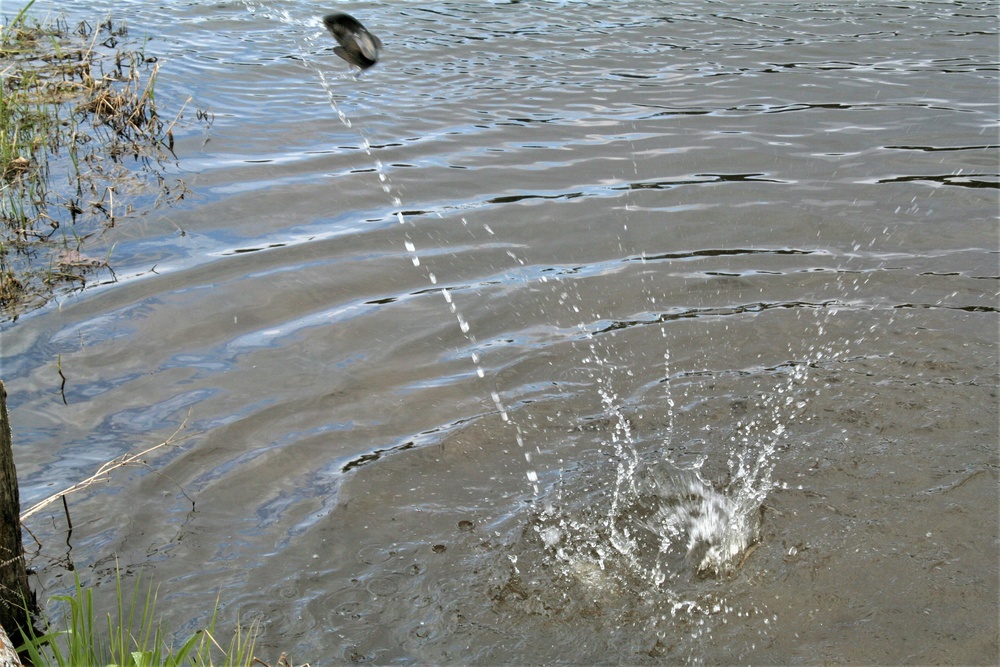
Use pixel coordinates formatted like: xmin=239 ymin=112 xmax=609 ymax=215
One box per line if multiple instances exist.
xmin=3 ymin=1 xmax=997 ymax=663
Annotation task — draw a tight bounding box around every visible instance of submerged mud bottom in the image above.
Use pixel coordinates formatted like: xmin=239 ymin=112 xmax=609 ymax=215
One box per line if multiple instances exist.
xmin=266 ymin=412 xmax=778 ymax=664
xmin=469 ymin=459 xmax=769 ymax=661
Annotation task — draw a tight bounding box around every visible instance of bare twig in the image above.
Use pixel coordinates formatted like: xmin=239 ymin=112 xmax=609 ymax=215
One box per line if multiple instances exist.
xmin=162 ymin=94 xmax=193 ymax=138
xmin=21 ymin=522 xmax=42 ymax=556
xmin=61 ymin=494 xmax=72 ymax=533
xmin=56 ymin=353 xmax=68 ymax=404
xmin=19 ymin=415 xmax=193 ymax=522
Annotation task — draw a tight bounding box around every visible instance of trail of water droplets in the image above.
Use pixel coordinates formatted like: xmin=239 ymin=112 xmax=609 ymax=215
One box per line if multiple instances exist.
xmin=241 ymin=2 xmax=540 ymax=494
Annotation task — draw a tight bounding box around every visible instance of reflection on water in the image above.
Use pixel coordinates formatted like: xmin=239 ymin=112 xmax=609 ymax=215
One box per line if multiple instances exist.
xmin=4 ymin=0 xmax=997 ymax=663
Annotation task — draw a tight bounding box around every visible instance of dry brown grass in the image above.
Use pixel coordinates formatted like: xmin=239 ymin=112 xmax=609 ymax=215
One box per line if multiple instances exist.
xmin=0 ymin=4 xmax=208 ymax=319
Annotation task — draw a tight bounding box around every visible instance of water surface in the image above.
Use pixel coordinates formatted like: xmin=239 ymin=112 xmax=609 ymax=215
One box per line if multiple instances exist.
xmin=3 ymin=0 xmax=997 ymax=663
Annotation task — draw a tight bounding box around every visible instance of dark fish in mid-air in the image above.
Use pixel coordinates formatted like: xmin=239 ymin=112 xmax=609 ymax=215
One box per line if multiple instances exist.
xmin=323 ymin=13 xmax=382 ymax=70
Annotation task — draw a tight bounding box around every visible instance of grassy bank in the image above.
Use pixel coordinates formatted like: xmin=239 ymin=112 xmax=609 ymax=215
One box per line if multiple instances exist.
xmin=0 ymin=0 xmax=199 ymax=319
xmin=18 ymin=571 xmax=261 ymax=667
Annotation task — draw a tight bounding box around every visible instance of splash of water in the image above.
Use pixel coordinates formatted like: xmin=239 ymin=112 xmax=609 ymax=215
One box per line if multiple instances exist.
xmin=240 ymin=1 xmax=849 ymax=594
xmin=530 ymin=321 xmax=842 ymax=601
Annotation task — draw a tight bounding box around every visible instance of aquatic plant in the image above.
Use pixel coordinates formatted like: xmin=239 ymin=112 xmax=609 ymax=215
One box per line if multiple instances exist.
xmin=17 ymin=569 xmax=260 ymax=667
xmin=0 ymin=0 xmax=201 ymax=318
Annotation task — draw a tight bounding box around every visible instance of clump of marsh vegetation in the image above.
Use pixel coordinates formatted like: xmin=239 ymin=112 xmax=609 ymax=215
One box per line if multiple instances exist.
xmin=0 ymin=0 xmax=205 ymax=318
xmin=6 ymin=422 xmax=308 ymax=666
xmin=17 ymin=567 xmax=311 ymax=666
xmin=18 ymin=570 xmax=261 ymax=667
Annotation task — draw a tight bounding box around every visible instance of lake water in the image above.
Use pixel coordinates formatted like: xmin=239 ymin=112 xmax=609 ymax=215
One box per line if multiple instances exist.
xmin=3 ymin=0 xmax=997 ymax=663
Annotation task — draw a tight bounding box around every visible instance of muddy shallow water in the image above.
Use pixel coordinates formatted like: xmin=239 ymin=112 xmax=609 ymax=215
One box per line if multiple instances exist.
xmin=3 ymin=0 xmax=998 ymax=663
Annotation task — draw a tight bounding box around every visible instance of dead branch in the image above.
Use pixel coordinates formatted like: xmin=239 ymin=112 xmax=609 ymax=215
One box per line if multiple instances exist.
xmin=19 ymin=415 xmax=192 ymax=523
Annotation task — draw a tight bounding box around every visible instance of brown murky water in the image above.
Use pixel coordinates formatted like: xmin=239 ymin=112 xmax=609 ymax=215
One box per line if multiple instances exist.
xmin=3 ymin=0 xmax=997 ymax=663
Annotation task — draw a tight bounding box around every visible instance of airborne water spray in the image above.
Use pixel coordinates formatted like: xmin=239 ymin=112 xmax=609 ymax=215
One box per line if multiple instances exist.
xmin=304 ymin=9 xmax=542 ymax=495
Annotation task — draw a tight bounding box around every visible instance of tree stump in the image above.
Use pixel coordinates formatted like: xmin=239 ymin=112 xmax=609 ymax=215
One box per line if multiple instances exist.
xmin=0 ymin=622 xmax=22 ymax=666
xmin=0 ymin=381 xmax=33 ymax=645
